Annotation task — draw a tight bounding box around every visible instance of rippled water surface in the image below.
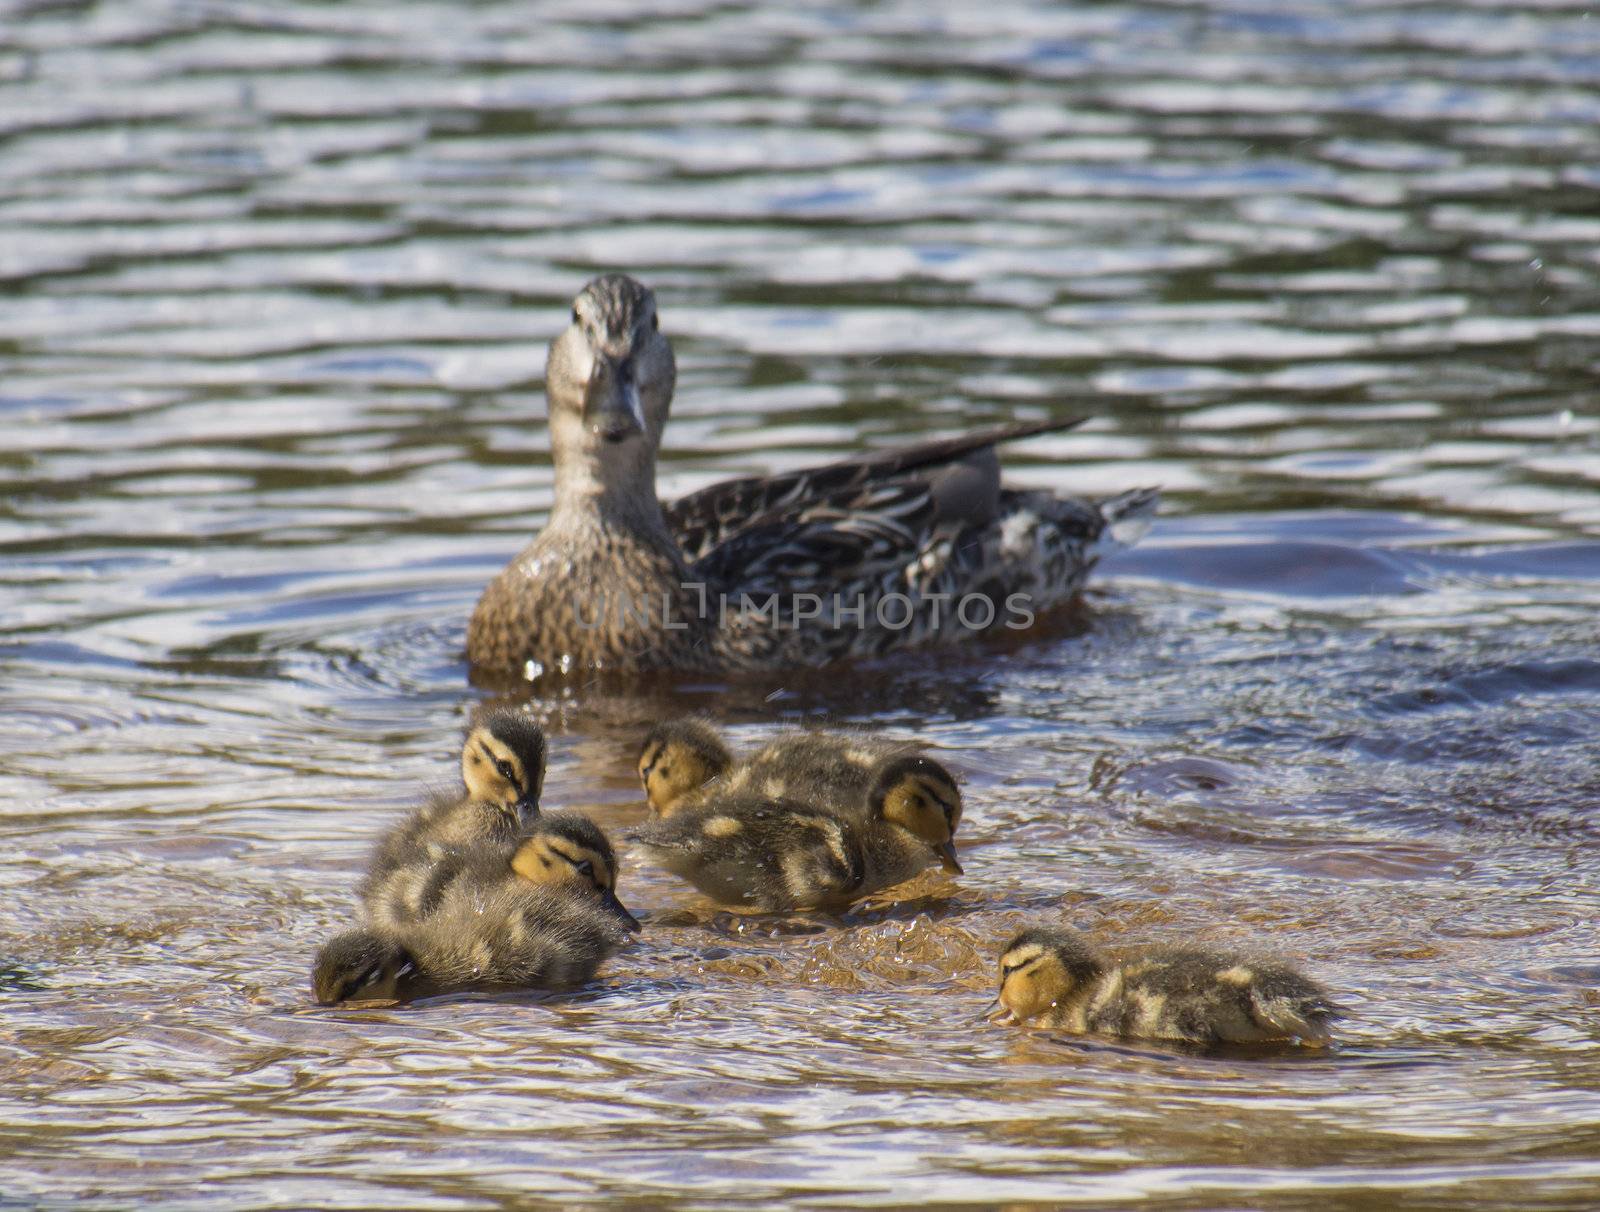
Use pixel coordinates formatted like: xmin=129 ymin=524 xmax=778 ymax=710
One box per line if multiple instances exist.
xmin=4 ymin=0 xmax=1600 ymax=1206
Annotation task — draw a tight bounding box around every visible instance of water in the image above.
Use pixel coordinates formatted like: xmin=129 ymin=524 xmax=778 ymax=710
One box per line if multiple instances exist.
xmin=3 ymin=0 xmax=1599 ymax=1205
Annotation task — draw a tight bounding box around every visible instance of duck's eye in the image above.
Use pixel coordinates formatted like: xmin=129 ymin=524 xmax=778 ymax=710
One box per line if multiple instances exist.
xmin=575 ymin=859 xmax=594 ymax=877
xmin=495 ymin=759 xmax=517 ymax=785
xmin=650 ymin=311 xmax=658 ymax=332
xmin=571 ymin=306 xmax=581 ymax=324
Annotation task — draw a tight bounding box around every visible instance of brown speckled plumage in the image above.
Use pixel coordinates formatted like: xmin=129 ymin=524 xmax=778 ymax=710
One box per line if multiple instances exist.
xmin=995 ymin=926 xmax=1342 ymax=1047
xmin=467 ymin=273 xmax=1157 ymax=676
xmin=315 ymin=812 xmax=638 ymax=1004
xmin=630 ymin=729 xmax=964 ymax=912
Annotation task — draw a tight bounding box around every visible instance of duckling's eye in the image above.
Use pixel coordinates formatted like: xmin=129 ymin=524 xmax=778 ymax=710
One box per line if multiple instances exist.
xmin=650 ymin=311 xmax=658 ymax=332
xmin=571 ymin=306 xmax=580 ymax=324
xmin=575 ymin=859 xmax=594 ymax=877
xmin=495 ymin=759 xmax=517 ymax=784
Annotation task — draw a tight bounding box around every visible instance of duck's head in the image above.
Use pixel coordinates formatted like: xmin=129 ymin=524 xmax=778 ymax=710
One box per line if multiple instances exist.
xmin=867 ymin=754 xmax=964 ymax=875
xmin=637 ymin=720 xmax=733 ymax=817
xmin=312 ymin=929 xmax=414 ymax=1006
xmin=545 ymin=274 xmax=677 ymax=497
xmin=511 ymin=811 xmax=642 ymax=933
xmin=461 ymin=707 xmax=547 ymax=825
xmin=989 ymin=927 xmax=1103 ymax=1025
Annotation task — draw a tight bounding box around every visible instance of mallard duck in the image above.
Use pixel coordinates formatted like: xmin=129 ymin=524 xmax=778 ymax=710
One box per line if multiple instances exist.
xmin=314 ymin=812 xmax=640 ymax=1005
xmin=990 ymin=926 xmax=1341 ymax=1047
xmin=362 ymin=707 xmax=547 ymax=905
xmin=636 ymin=719 xmax=734 ymax=817
xmin=630 ymin=751 xmax=963 ymax=911
xmin=466 ymin=273 xmax=1157 ymax=676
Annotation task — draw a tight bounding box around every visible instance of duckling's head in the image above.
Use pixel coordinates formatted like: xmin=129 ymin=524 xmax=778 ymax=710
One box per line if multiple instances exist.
xmin=637 ymin=720 xmax=732 ymax=816
xmin=312 ymin=929 xmax=413 ymax=1006
xmin=992 ymin=927 xmax=1103 ymax=1025
xmin=462 ymin=707 xmax=547 ymax=824
xmin=867 ymin=754 xmax=964 ymax=875
xmin=511 ymin=811 xmax=643 ymax=933
xmin=545 ymin=274 xmax=677 ymax=497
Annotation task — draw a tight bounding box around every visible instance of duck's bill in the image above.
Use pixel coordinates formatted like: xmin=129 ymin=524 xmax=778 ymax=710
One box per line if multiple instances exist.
xmin=602 ymin=889 xmax=643 ymax=933
xmin=983 ymin=996 xmax=1017 ymax=1025
xmin=583 ymin=362 xmax=646 ymax=441
xmin=514 ymin=792 xmax=541 ymax=822
xmin=935 ymin=840 xmax=964 ymax=876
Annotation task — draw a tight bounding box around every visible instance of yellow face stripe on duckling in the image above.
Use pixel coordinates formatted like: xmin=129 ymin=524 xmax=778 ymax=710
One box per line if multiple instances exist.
xmin=462 ymin=728 xmax=532 ymax=808
xmin=879 ymin=768 xmax=964 ymax=876
xmin=639 ymin=736 xmax=722 ymax=817
xmin=512 ymin=836 xmax=614 ymax=894
xmin=997 ymin=943 xmax=1066 ymax=1022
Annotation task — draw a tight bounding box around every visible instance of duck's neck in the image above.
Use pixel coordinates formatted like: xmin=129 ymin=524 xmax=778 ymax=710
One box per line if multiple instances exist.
xmin=549 ymin=448 xmax=678 ymax=551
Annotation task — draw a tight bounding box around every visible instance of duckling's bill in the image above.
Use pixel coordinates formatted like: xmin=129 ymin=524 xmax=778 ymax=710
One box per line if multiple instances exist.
xmin=983 ymin=994 xmax=1016 ymax=1025
xmin=935 ymin=839 xmax=963 ymax=875
xmin=601 ymin=887 xmax=644 ymax=933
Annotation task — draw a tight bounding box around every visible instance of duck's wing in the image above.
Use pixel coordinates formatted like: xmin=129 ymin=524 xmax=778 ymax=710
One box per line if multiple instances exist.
xmin=688 ymin=477 xmax=941 ymax=595
xmin=666 ymin=416 xmax=1088 ymax=562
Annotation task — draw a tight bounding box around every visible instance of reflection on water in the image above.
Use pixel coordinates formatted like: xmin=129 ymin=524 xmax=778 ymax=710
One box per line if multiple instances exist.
xmin=3 ymin=0 xmax=1599 ymax=1206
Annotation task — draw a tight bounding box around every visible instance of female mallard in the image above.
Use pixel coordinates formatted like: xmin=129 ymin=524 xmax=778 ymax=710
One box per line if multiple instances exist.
xmin=313 ymin=812 xmax=640 ymax=1005
xmin=630 ymin=750 xmax=963 ymax=912
xmin=467 ymin=274 xmax=1156 ymax=675
xmin=991 ymin=926 xmax=1341 ymax=1047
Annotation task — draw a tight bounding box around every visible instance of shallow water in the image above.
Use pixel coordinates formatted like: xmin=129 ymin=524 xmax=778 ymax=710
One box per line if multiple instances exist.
xmin=3 ymin=0 xmax=1599 ymax=1206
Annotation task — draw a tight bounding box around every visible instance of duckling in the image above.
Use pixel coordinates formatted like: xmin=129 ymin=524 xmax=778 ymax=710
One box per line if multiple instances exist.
xmin=312 ymin=929 xmax=412 ymax=1006
xmin=991 ymin=927 xmax=1341 ymax=1047
xmin=733 ymin=730 xmax=923 ymax=816
xmin=631 ymin=752 xmax=963 ymax=911
xmin=315 ymin=813 xmax=640 ymax=1005
xmin=362 ymin=707 xmax=547 ymax=906
xmin=467 ymin=273 xmax=1157 ymax=676
xmin=637 ymin=719 xmax=733 ymax=817
xmin=637 ymin=720 xmax=928 ymax=820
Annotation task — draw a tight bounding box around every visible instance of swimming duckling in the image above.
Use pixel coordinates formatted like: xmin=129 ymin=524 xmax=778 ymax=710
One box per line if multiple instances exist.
xmin=363 ymin=707 xmax=547 ymax=903
xmin=315 ymin=813 xmax=640 ymax=1005
xmin=637 ymin=721 xmax=928 ymax=820
xmin=631 ymin=752 xmax=963 ymax=911
xmin=466 ymin=274 xmax=1157 ymax=676
xmin=733 ymin=730 xmax=923 ymax=817
xmin=312 ymin=929 xmax=413 ymax=1006
xmin=991 ymin=927 xmax=1341 ymax=1047
xmin=637 ymin=719 xmax=733 ymax=817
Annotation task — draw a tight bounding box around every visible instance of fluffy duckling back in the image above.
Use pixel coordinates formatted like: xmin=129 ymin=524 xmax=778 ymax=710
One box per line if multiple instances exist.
xmin=732 ymin=730 xmax=922 ymax=815
xmin=315 ymin=812 xmax=640 ymax=1005
xmin=637 ymin=719 xmax=733 ymax=817
xmin=993 ymin=926 xmax=1340 ymax=1047
xmin=631 ymin=750 xmax=964 ymax=912
xmin=363 ymin=707 xmax=547 ymax=910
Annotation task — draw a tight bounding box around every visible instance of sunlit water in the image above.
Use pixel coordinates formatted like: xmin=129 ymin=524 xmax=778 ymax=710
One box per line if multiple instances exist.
xmin=3 ymin=0 xmax=1599 ymax=1206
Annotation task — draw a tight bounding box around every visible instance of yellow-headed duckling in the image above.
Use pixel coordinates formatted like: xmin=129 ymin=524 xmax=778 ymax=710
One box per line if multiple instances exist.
xmin=315 ymin=812 xmax=639 ymax=1005
xmin=637 ymin=721 xmax=928 ymax=820
xmin=631 ymin=752 xmax=963 ymax=911
xmin=991 ymin=926 xmax=1341 ymax=1047
xmin=362 ymin=707 xmax=546 ymax=909
xmin=637 ymin=719 xmax=733 ymax=817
